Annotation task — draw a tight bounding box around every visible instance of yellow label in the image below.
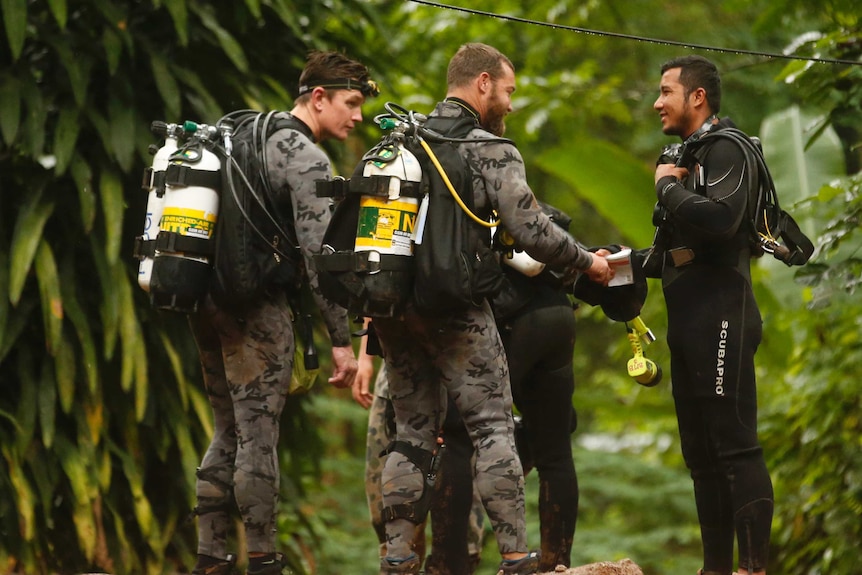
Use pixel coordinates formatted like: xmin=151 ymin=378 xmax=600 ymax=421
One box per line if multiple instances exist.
xmin=161 ymin=207 xmax=217 ymax=238
xmin=355 ymin=196 xmax=418 ymax=255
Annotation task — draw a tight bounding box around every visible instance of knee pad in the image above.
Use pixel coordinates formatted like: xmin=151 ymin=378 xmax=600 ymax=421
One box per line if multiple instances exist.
xmin=381 ymin=441 xmax=437 ymax=524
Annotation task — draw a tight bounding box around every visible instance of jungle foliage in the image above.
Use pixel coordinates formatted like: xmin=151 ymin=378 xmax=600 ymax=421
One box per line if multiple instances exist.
xmin=0 ymin=1 xmax=860 ymax=574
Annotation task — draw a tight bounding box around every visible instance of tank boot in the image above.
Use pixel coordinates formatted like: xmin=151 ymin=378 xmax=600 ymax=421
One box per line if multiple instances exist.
xmin=192 ymin=554 xmax=238 ymax=575
xmin=381 ymin=553 xmax=422 ymax=574
xmin=497 ymin=551 xmax=540 ymax=575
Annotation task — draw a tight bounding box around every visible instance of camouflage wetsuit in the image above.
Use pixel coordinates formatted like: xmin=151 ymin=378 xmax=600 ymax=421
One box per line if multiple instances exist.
xmin=364 ymin=366 xmax=486 ymax=575
xmin=189 ymin=113 xmax=351 ymax=557
xmin=373 ymin=100 xmax=595 ymax=562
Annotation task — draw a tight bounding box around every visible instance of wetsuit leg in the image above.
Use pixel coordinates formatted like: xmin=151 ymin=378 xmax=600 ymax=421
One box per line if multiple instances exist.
xmin=504 ymin=302 xmax=578 ymax=570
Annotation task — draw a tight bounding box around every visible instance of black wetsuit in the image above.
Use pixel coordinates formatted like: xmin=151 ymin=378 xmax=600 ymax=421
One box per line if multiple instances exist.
xmin=655 ymin=118 xmax=773 ymax=574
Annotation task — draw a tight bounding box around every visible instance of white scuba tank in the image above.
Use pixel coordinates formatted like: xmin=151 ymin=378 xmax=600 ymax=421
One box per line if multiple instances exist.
xmin=492 ymin=226 xmax=547 ymax=277
xmin=137 ymin=122 xmax=180 ymax=292
xmin=355 ymin=143 xmax=422 ymax=259
xmin=149 ymin=125 xmax=221 ymax=312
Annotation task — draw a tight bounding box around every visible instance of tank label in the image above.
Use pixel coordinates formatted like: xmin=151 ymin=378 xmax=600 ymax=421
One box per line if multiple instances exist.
xmin=355 ymin=197 xmax=419 ymax=255
xmin=161 ymin=207 xmax=217 ymax=238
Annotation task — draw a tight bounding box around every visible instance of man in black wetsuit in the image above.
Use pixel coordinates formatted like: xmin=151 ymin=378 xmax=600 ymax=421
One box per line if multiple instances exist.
xmin=652 ymin=55 xmax=773 ymax=575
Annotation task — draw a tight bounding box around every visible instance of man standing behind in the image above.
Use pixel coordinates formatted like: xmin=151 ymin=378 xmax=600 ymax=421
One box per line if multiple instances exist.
xmin=371 ymin=43 xmax=612 ymax=575
xmin=652 ymin=55 xmax=773 ymax=575
xmin=188 ymin=51 xmax=373 ymax=575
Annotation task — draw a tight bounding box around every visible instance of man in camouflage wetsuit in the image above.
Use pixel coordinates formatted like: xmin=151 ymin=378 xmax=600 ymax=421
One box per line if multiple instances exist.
xmin=371 ymin=43 xmax=614 ymax=575
xmin=354 ymin=353 xmax=487 ymax=575
xmin=187 ymin=51 xmax=375 ymax=575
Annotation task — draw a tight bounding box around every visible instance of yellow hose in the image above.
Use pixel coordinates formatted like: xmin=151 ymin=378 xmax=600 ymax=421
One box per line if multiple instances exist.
xmin=419 ymin=138 xmax=498 ymax=229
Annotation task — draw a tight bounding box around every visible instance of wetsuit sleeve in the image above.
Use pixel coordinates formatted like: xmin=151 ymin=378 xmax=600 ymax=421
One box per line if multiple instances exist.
xmin=656 ymin=138 xmax=750 ymax=240
xmin=265 ymin=128 xmax=351 ymax=348
xmin=471 ymin=139 xmax=594 ymax=271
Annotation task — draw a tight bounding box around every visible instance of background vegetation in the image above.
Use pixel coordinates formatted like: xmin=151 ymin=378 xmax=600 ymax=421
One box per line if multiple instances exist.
xmin=0 ymin=1 xmax=859 ymax=574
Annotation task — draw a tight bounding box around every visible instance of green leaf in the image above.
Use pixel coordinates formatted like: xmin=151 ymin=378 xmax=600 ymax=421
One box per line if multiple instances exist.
xmin=20 ymin=76 xmax=47 ymax=157
xmin=1 ymin=445 xmax=36 ymax=541
xmin=34 ymin=239 xmax=63 ymax=354
xmin=1 ymin=0 xmax=27 ymax=61
xmin=148 ymin=50 xmax=182 ymax=119
xmin=102 ymin=26 xmax=122 ymax=75
xmin=89 ymin=235 xmax=118 ymax=360
xmin=38 ymin=357 xmax=57 ymax=448
xmin=99 ymin=168 xmax=124 ymax=265
xmin=15 ymin=346 xmax=37 ymax=453
xmin=163 ymin=0 xmax=189 ymax=46
xmin=52 ymin=105 xmax=80 ymax=176
xmin=60 ymin=275 xmax=99 ymax=395
xmin=47 ymin=0 xmax=67 ymax=28
xmin=107 ymin=93 xmax=136 ymax=171
xmin=0 ymin=298 xmax=37 ymax=364
xmin=54 ymin=331 xmax=76 ymax=414
xmin=0 ymin=248 xmax=8 ymax=351
xmin=54 ymin=436 xmax=97 ymax=560
xmin=0 ymin=73 xmax=21 ymax=144
xmin=194 ymin=4 xmax=249 ymax=73
xmin=48 ymin=36 xmax=88 ymax=107
xmin=535 ymin=135 xmax=657 ymax=248
xmin=9 ymin=190 xmax=55 ymax=305
xmin=243 ymin=0 xmax=263 ymax=19
xmin=159 ymin=331 xmax=190 ymax=410
xmin=70 ymin=154 xmax=97 ymax=233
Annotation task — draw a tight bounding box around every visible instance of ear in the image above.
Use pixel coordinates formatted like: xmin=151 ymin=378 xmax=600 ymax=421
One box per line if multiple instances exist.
xmin=690 ymin=87 xmax=707 ymax=109
xmin=310 ymin=86 xmax=329 ymax=110
xmin=477 ymin=72 xmax=492 ymax=95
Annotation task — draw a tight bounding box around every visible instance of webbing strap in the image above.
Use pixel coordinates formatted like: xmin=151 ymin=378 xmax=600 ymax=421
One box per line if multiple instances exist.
xmin=165 ymin=163 xmax=221 ymax=190
xmin=315 ymin=175 xmax=423 ymax=199
xmin=154 ymin=230 xmax=214 ymax=256
xmin=380 ymin=440 xmax=436 ymax=525
xmin=133 ymin=236 xmax=155 ymax=258
xmin=315 ymin=251 xmax=412 ymax=273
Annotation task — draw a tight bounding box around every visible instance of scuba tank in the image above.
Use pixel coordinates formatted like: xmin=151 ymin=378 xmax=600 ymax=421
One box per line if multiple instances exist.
xmin=493 ymin=227 xmax=546 ymax=277
xmin=356 ymin=140 xmax=422 ymax=256
xmin=347 ymin=126 xmax=423 ymax=316
xmin=149 ymin=121 xmax=222 ymax=313
xmin=136 ymin=121 xmax=181 ymax=292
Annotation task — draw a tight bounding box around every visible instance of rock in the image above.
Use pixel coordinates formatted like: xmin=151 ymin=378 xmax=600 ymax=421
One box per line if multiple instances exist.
xmin=539 ymin=558 xmax=645 ymax=575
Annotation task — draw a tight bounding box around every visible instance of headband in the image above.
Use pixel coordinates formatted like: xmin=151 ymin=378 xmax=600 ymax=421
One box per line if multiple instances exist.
xmin=297 ymin=78 xmax=380 ymax=98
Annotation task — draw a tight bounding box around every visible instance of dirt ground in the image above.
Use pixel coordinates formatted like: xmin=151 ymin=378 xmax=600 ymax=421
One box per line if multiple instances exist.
xmin=539 ymin=558 xmax=644 ymax=575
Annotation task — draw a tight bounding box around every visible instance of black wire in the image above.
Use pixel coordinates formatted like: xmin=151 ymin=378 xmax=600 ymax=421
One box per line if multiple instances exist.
xmin=408 ymin=0 xmax=862 ymax=67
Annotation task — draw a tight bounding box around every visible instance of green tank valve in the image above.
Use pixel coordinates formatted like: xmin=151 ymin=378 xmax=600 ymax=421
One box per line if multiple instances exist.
xmin=183 ymin=120 xmax=199 ymax=132
xmin=379 ymin=117 xmax=397 ymax=130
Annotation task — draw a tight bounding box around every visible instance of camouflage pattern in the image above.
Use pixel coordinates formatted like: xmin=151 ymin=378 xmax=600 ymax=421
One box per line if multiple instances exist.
xmin=365 ymin=368 xmax=485 ymax=572
xmin=431 ymin=101 xmax=595 ymax=276
xmin=373 ymin=300 xmax=525 ymax=559
xmin=190 ymin=120 xmax=350 ymax=556
xmin=365 ymin=369 xmax=427 ymax=572
xmin=372 ymin=102 xmax=600 ymax=564
xmin=189 ymin=292 xmax=294 ymax=555
xmin=266 ymin=113 xmax=351 ymax=348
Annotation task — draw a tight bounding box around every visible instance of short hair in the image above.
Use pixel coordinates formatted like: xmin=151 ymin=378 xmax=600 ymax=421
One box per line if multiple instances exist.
xmin=446 ymin=43 xmax=515 ymax=89
xmin=297 ymin=50 xmax=373 ymax=102
xmin=660 ymin=55 xmax=722 ymax=114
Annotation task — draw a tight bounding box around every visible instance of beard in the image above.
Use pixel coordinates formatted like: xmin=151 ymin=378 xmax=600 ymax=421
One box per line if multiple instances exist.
xmin=483 ymin=88 xmax=509 ymax=136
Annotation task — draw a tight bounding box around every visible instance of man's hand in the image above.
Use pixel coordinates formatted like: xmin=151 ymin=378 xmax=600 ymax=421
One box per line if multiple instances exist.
xmin=655 ymin=163 xmax=689 ymax=185
xmin=352 ymin=349 xmax=376 ymax=409
xmin=329 ymin=345 xmax=358 ymax=389
xmin=584 ymin=251 xmax=614 ymax=286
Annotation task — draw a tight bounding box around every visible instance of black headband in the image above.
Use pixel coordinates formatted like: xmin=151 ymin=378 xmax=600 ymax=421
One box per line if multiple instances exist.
xmin=297 ymin=78 xmax=380 ymax=98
